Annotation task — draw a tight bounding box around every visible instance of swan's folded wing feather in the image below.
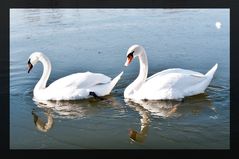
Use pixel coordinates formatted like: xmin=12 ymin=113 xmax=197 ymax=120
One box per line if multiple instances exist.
xmin=190 ymin=74 xmax=206 ymax=78
xmin=146 ymin=68 xmax=205 ymax=82
xmin=47 ymin=72 xmax=111 ymax=90
xmin=142 ymin=68 xmax=206 ymax=92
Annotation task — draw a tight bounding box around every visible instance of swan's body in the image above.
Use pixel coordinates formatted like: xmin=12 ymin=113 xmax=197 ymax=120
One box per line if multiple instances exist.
xmin=27 ymin=52 xmax=123 ymax=101
xmin=124 ymin=45 xmax=218 ymax=101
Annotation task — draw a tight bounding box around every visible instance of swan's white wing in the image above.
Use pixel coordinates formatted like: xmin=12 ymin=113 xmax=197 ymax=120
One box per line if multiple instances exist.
xmin=137 ymin=68 xmax=207 ymax=99
xmin=47 ymin=71 xmax=111 ymax=90
xmin=146 ymin=68 xmax=205 ymax=82
xmin=144 ymin=68 xmax=206 ymax=90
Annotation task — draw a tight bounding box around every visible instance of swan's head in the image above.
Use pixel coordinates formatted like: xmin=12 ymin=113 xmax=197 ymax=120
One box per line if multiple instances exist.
xmin=125 ymin=44 xmax=144 ymax=66
xmin=27 ymin=52 xmax=44 ymax=73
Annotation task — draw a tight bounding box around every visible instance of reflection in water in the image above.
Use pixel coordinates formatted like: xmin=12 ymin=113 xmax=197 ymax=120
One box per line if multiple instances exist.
xmin=125 ymin=94 xmax=215 ymax=143
xmin=129 ymin=100 xmax=181 ymax=118
xmin=125 ymin=99 xmax=180 ymax=143
xmin=127 ymin=103 xmax=150 ymax=143
xmin=32 ymin=109 xmax=53 ymax=132
xmin=34 ymin=99 xmax=102 ymax=119
xmin=31 ymin=96 xmax=123 ymax=132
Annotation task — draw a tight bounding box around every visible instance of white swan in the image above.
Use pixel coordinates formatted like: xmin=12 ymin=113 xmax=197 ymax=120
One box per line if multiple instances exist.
xmin=124 ymin=44 xmax=218 ymax=101
xmin=27 ymin=52 xmax=123 ymax=101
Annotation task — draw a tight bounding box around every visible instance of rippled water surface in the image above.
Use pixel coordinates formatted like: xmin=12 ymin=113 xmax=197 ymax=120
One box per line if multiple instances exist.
xmin=10 ymin=9 xmax=229 ymax=149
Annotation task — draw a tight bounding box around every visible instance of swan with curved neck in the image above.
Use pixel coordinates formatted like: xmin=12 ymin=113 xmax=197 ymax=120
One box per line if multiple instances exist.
xmin=27 ymin=52 xmax=123 ymax=101
xmin=124 ymin=44 xmax=218 ymax=101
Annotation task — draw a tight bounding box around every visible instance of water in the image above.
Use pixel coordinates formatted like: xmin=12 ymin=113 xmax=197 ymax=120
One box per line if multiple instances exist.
xmin=10 ymin=9 xmax=229 ymax=149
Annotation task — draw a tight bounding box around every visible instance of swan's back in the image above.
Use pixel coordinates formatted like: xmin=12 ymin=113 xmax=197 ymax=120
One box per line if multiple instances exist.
xmin=146 ymin=68 xmax=205 ymax=82
xmin=47 ymin=71 xmax=111 ymax=90
xmin=144 ymin=68 xmax=205 ymax=90
xmin=138 ymin=64 xmax=218 ymax=100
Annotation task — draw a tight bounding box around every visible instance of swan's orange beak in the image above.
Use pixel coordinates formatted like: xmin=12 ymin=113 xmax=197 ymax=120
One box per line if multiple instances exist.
xmin=27 ymin=59 xmax=33 ymax=73
xmin=125 ymin=54 xmax=133 ymax=67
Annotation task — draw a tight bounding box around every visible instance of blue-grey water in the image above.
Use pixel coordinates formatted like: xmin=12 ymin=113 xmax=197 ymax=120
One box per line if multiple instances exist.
xmin=10 ymin=9 xmax=229 ymax=149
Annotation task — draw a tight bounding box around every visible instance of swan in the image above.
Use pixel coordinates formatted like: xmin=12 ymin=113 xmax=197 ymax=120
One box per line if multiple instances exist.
xmin=27 ymin=52 xmax=123 ymax=101
xmin=124 ymin=44 xmax=218 ymax=101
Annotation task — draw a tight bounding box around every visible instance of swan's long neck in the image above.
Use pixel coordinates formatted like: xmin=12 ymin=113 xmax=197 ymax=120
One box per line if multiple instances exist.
xmin=125 ymin=50 xmax=148 ymax=97
xmin=34 ymin=55 xmax=51 ymax=92
xmin=136 ymin=50 xmax=148 ymax=87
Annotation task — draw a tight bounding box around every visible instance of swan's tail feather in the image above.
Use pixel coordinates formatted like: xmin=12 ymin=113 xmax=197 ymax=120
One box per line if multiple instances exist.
xmin=205 ymin=63 xmax=218 ymax=78
xmin=201 ymin=63 xmax=218 ymax=91
xmin=92 ymin=71 xmax=123 ymax=97
xmin=108 ymin=71 xmax=124 ymax=92
xmin=111 ymin=71 xmax=124 ymax=87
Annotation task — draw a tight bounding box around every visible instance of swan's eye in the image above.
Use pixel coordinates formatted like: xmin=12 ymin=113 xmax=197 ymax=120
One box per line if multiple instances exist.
xmin=127 ymin=51 xmax=134 ymax=58
xmin=27 ymin=59 xmax=33 ymax=73
xmin=28 ymin=59 xmax=31 ymax=65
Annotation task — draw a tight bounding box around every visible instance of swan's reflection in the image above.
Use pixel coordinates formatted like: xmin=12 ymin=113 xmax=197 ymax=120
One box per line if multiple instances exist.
xmin=31 ymin=96 xmax=123 ymax=132
xmin=125 ymin=99 xmax=180 ymax=143
xmin=32 ymin=109 xmax=53 ymax=132
xmin=127 ymin=101 xmax=150 ymax=143
xmin=125 ymin=94 xmax=215 ymax=143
